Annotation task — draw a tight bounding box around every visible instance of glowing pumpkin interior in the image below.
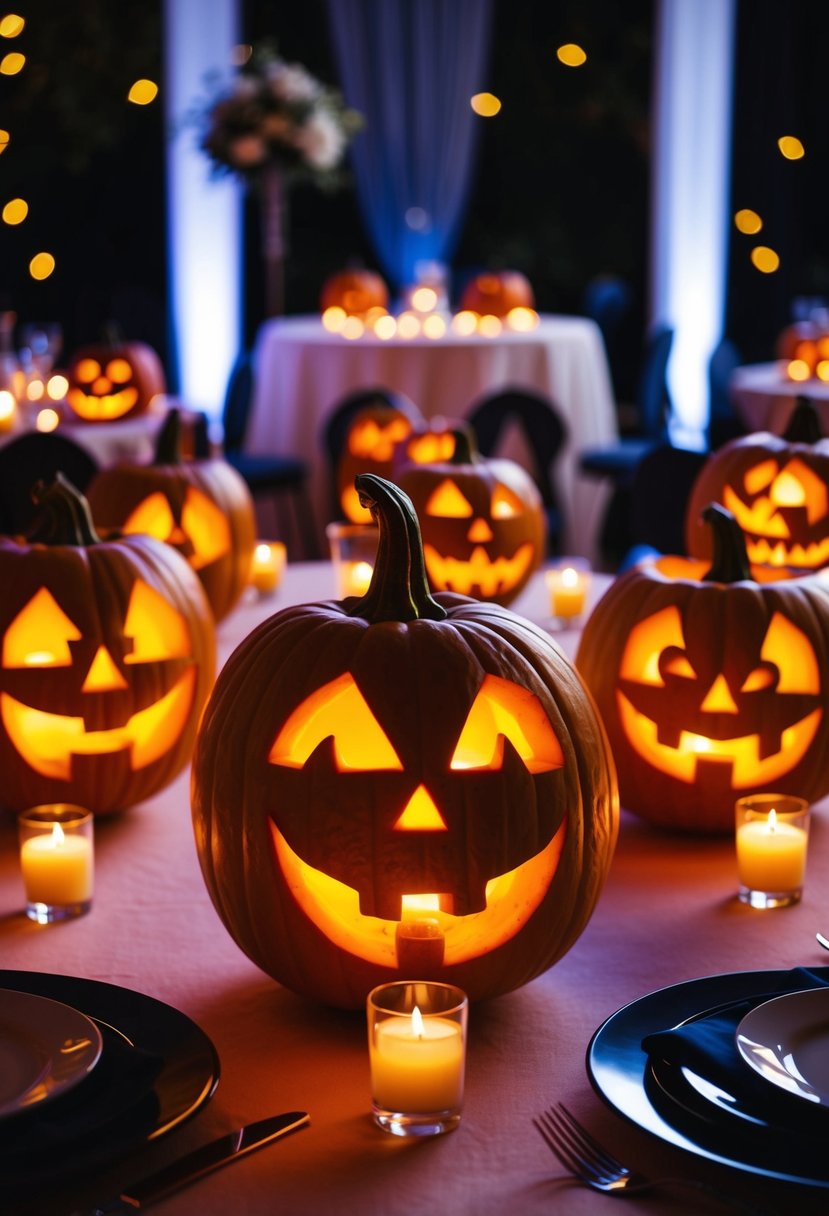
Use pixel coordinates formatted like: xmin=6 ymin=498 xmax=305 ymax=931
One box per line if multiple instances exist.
xmin=121 ymin=489 xmax=231 ymax=569
xmin=616 ymin=604 xmax=822 ymax=787
xmin=67 ymin=356 xmax=142 ymax=421
xmin=1 ymin=581 xmax=196 ymax=779
xmin=267 ymin=672 xmax=566 ymax=967
xmin=722 ymin=456 xmax=829 ymax=568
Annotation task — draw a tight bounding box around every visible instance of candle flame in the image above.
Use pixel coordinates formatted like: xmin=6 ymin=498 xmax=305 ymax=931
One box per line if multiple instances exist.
xmin=767 ymin=808 xmax=778 ymax=833
xmin=411 ymin=1005 xmax=424 ymax=1038
xmin=561 ymin=566 xmax=578 ymax=588
xmin=49 ymin=821 xmax=65 ymax=848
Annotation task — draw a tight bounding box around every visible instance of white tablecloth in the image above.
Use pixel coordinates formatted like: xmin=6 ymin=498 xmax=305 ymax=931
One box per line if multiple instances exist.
xmin=247 ymin=315 xmax=618 ymax=561
xmin=730 ymin=361 xmax=829 ymax=433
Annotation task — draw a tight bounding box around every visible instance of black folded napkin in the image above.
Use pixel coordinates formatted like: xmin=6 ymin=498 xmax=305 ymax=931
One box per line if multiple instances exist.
xmin=642 ymin=965 xmax=829 ymax=1127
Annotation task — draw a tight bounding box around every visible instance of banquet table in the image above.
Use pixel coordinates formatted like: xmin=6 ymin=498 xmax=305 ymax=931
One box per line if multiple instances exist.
xmin=729 ymin=360 xmax=829 ymax=433
xmin=247 ymin=314 xmax=618 ymax=562
xmin=2 ymin=562 xmax=829 ymax=1216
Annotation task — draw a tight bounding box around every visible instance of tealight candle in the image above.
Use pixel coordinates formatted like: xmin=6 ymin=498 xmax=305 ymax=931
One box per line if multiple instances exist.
xmin=326 ymin=522 xmax=378 ymax=599
xmin=545 ymin=558 xmax=591 ymax=625
xmin=735 ymin=794 xmax=809 ymax=908
xmin=368 ymin=981 xmax=467 ymax=1137
xmin=18 ymin=805 xmax=94 ymax=923
xmin=250 ymin=541 xmax=286 ymax=596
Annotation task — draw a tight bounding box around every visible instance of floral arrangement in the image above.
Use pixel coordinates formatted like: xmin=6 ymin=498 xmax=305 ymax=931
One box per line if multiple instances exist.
xmin=195 ymin=42 xmax=362 ymax=190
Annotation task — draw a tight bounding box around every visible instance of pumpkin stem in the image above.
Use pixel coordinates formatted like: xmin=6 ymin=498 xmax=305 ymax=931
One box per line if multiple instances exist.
xmin=26 ymin=473 xmax=102 ymax=546
xmin=154 ymin=407 xmax=184 ymax=465
xmin=702 ymin=502 xmax=753 ymax=583
xmin=349 ymin=474 xmax=447 ymax=622
xmin=783 ymin=396 xmax=823 ymax=443
xmin=447 ymin=425 xmax=478 ymax=465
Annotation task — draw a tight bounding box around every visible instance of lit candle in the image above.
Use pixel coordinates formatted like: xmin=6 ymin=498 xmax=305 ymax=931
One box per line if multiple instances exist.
xmin=546 ymin=562 xmax=590 ymax=621
xmin=250 ymin=541 xmax=286 ymax=595
xmin=341 ymin=559 xmax=373 ymax=597
xmin=736 ymin=808 xmax=808 ymax=894
xmin=20 ymin=820 xmax=94 ymax=908
xmin=370 ymin=1005 xmax=464 ymax=1113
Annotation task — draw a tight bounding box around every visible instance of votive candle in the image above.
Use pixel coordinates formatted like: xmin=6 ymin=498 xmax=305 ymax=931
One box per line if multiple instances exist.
xmin=735 ymin=794 xmax=809 ymax=908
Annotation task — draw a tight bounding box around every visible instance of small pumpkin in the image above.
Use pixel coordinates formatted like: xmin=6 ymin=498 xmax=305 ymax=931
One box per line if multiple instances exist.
xmin=685 ymin=397 xmax=829 ymax=571
xmin=321 ymin=269 xmax=389 ymax=318
xmin=65 ymin=334 xmax=166 ymax=423
xmin=191 ymin=474 xmax=617 ymax=1008
xmin=776 ymin=319 xmax=829 ymax=381
xmin=396 ymin=428 xmax=545 ymax=605
xmin=577 ymin=504 xmax=829 ymax=833
xmin=459 ymin=270 xmax=534 ymax=318
xmin=0 ymin=476 xmax=215 ymax=815
xmin=335 ymin=397 xmax=423 ymax=524
xmin=87 ymin=409 xmax=256 ymax=622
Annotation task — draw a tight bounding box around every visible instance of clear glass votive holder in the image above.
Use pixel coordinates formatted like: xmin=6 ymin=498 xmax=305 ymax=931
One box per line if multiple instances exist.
xmin=735 ymin=793 xmax=810 ymax=908
xmin=545 ymin=557 xmax=591 ymax=628
xmin=18 ymin=805 xmax=94 ymax=923
xmin=367 ymin=980 xmax=468 ymax=1137
xmin=249 ymin=540 xmax=286 ymax=596
xmin=326 ymin=522 xmax=378 ymax=598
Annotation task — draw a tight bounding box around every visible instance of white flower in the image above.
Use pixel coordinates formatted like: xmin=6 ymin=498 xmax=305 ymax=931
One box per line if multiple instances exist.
xmin=295 ymin=109 xmax=346 ymax=170
xmin=228 ymin=134 xmax=268 ymax=167
xmin=267 ymin=61 xmax=320 ymax=102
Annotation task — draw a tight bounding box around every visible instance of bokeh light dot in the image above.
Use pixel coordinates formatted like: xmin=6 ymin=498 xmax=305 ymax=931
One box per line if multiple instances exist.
xmin=0 ymin=50 xmax=24 ymax=74
xmin=557 ymin=43 xmax=587 ymax=67
xmin=734 ymin=208 xmax=762 ymax=234
xmin=470 ymin=92 xmax=502 ymax=117
xmin=36 ymin=407 xmax=60 ymax=433
xmin=2 ymin=197 xmax=27 ymax=225
xmin=128 ymin=79 xmax=158 ymax=105
xmin=778 ymin=135 xmax=805 ymax=160
xmin=29 ymin=252 xmax=56 ymax=281
xmin=0 ymin=14 xmax=25 ymax=37
xmin=751 ymin=245 xmax=780 ymax=274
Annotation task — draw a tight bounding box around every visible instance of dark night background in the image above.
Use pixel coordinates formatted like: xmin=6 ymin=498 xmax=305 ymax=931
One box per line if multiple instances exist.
xmin=1 ymin=0 xmax=827 ymax=403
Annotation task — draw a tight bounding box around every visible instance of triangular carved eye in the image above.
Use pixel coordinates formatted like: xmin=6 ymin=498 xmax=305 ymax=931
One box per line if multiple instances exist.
xmin=449 ymin=674 xmax=563 ymax=772
xmin=269 ymin=673 xmax=403 ymax=771
xmin=182 ymin=488 xmax=231 ymax=568
xmin=3 ymin=588 xmax=81 ymax=668
xmin=124 ymin=579 xmax=192 ymax=663
xmin=744 ymin=459 xmax=778 ymax=496
xmin=760 ymin=611 xmax=820 ymax=693
xmin=124 ymin=492 xmax=175 ymax=542
xmin=425 ymin=480 xmax=473 ymax=518
xmin=620 ymin=605 xmax=686 ymax=686
xmin=491 ymin=484 xmax=522 ymax=519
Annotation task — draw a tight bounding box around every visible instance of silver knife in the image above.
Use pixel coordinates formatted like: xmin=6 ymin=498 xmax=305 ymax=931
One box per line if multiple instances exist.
xmin=85 ymin=1110 xmax=310 ymax=1213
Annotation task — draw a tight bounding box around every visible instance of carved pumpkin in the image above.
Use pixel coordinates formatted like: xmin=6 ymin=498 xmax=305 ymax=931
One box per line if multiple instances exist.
xmin=459 ymin=270 xmax=534 ymax=318
xmin=336 ymin=397 xmax=422 ymax=524
xmin=577 ymin=505 xmax=829 ymax=834
xmin=87 ymin=409 xmax=256 ymax=622
xmin=65 ymin=337 xmax=166 ymax=422
xmin=396 ymin=429 xmax=545 ymax=605
xmin=776 ymin=319 xmax=829 ymax=381
xmin=321 ymin=269 xmax=389 ymax=317
xmin=191 ymin=475 xmax=617 ymax=1008
xmin=0 ymin=476 xmax=215 ymax=815
xmin=685 ymin=398 xmax=829 ymax=571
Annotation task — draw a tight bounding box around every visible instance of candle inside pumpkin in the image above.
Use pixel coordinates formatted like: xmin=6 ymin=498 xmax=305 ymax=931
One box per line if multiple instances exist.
xmin=370 ymin=1004 xmax=465 ymax=1113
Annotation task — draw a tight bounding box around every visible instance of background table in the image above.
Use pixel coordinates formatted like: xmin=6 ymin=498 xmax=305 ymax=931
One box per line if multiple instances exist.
xmin=247 ymin=315 xmax=618 ymax=562
xmin=730 ymin=360 xmax=829 ymax=433
xmin=2 ymin=563 xmax=827 ymax=1216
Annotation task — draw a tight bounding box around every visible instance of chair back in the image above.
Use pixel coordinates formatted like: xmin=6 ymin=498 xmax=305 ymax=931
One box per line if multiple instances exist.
xmin=636 ymin=324 xmax=674 ymax=439
xmin=221 ymin=351 xmax=255 ymax=455
xmin=626 ymin=442 xmax=708 ymax=557
xmin=0 ymin=431 xmax=99 ymax=535
xmin=465 ymin=388 xmax=568 ymax=551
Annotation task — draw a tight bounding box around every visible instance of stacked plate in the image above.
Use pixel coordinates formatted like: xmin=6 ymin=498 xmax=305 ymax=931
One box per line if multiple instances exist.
xmin=588 ymin=966 xmax=829 ymax=1187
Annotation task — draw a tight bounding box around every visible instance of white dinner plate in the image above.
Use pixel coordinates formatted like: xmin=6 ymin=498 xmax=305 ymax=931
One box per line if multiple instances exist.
xmin=0 ymin=988 xmax=103 ymax=1118
xmin=736 ymin=987 xmax=829 ymax=1104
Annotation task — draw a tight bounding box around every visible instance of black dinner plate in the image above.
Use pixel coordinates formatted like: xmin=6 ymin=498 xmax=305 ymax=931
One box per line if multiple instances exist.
xmin=587 ymin=966 xmax=829 ymax=1188
xmin=0 ymin=970 xmax=219 ymax=1199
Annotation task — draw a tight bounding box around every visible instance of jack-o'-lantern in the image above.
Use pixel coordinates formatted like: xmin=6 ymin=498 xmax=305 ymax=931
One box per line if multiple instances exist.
xmin=776 ymin=319 xmax=829 ymax=381
xmin=87 ymin=409 xmax=256 ymax=622
xmin=577 ymin=504 xmax=829 ymax=833
xmin=0 ymin=476 xmax=215 ymax=815
xmin=391 ymin=417 xmax=461 ymax=468
xmin=191 ymin=474 xmax=617 ymax=1008
xmin=335 ymin=396 xmax=423 ymax=523
xmin=65 ymin=336 xmax=166 ymax=422
xmin=686 ymin=397 xmax=829 ymax=571
xmin=396 ymin=429 xmax=545 ymax=605
xmin=321 ymin=269 xmax=389 ymax=317
xmin=460 ymin=270 xmax=535 ymax=318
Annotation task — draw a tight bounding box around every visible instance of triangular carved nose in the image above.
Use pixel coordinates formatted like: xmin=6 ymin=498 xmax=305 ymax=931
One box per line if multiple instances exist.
xmin=467 ymin=517 xmax=493 ymax=543
xmin=394 ymin=784 xmax=448 ymax=831
xmin=700 ymin=674 xmax=739 ymax=713
xmin=82 ymin=645 xmax=128 ymax=692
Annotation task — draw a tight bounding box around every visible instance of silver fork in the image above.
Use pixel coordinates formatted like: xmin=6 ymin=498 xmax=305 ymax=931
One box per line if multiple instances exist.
xmin=533 ymin=1103 xmax=776 ymax=1214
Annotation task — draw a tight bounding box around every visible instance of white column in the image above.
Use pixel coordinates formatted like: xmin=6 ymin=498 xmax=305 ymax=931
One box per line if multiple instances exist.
xmin=163 ymin=0 xmax=242 ymax=419
xmin=650 ymin=0 xmax=736 ymax=447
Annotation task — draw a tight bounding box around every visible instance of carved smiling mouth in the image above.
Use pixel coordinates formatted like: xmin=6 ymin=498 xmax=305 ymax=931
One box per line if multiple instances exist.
xmin=0 ymin=667 xmax=197 ymax=779
xmin=423 ymin=543 xmax=535 ymax=598
xmin=269 ymin=817 xmax=566 ymax=967
xmin=617 ymin=690 xmax=822 ymax=787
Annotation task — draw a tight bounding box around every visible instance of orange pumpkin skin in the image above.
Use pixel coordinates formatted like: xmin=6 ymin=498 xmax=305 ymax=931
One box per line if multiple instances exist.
xmin=65 ymin=340 xmax=166 ymax=423
xmin=192 ymin=475 xmax=617 ymax=1008
xmin=397 ymin=429 xmax=545 ymax=606
xmin=685 ymin=399 xmax=829 ymax=572
xmin=321 ymin=269 xmax=389 ymax=317
xmin=87 ymin=410 xmax=256 ymax=622
xmin=0 ymin=477 xmax=215 ymax=815
xmin=460 ymin=270 xmax=534 ymax=318
xmin=577 ymin=506 xmax=829 ymax=834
